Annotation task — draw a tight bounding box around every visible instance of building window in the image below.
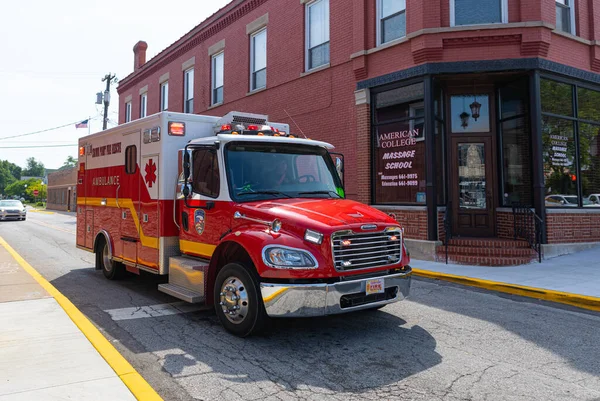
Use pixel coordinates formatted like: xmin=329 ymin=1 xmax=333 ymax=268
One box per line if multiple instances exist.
xmin=450 ymin=0 xmax=507 ymax=26
xmin=160 ymin=81 xmax=169 ymax=111
xmin=250 ymin=29 xmax=267 ymax=91
xmin=306 ymin=0 xmax=330 ymax=71
xmin=556 ymin=0 xmax=575 ymax=35
xmin=125 ymin=145 xmax=137 ymax=174
xmin=499 ymin=80 xmax=532 ymax=206
xmin=373 ymin=82 xmax=426 ymax=204
xmin=125 ymin=102 xmax=132 ymax=123
xmin=184 ymin=68 xmax=194 ymax=113
xmin=377 ymin=0 xmax=406 ymax=45
xmin=450 ymin=95 xmax=491 ymax=133
xmin=212 ymin=52 xmax=224 ymax=105
xmin=140 ymin=93 xmax=147 ymax=118
xmin=541 ymin=78 xmax=600 ymax=207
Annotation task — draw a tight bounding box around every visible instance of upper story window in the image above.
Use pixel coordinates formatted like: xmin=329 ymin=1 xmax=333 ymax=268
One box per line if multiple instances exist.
xmin=212 ymin=52 xmax=224 ymax=105
xmin=556 ymin=0 xmax=576 ymax=35
xmin=250 ymin=29 xmax=267 ymax=91
xmin=305 ymin=0 xmax=330 ymax=71
xmin=450 ymin=0 xmax=508 ymax=27
xmin=377 ymin=0 xmax=406 ymax=45
xmin=160 ymin=81 xmax=169 ymax=111
xmin=125 ymin=102 xmax=131 ymax=123
xmin=140 ymin=93 xmax=147 ymax=118
xmin=184 ymin=68 xmax=194 ymax=113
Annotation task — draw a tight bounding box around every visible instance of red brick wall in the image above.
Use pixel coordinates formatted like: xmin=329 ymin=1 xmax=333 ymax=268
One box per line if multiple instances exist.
xmin=546 ymin=212 xmax=600 ymax=244
xmin=377 ymin=208 xmax=428 ymax=240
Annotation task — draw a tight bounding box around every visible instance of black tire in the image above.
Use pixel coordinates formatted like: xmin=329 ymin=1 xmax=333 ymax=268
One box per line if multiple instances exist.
xmin=214 ymin=263 xmax=267 ymax=337
xmin=96 ymin=238 xmax=123 ymax=280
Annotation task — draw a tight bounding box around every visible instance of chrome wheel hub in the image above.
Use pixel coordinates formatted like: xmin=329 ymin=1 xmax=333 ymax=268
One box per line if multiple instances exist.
xmin=102 ymin=244 xmax=113 ymax=273
xmin=219 ymin=276 xmax=249 ymax=324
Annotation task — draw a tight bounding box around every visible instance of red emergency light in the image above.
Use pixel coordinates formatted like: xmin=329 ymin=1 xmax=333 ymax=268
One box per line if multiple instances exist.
xmin=168 ymin=121 xmax=186 ymax=136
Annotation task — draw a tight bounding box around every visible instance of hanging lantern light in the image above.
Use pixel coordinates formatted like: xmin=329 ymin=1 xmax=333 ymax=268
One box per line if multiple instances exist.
xmin=460 ymin=111 xmax=470 ymax=129
xmin=470 ymin=98 xmax=482 ymax=121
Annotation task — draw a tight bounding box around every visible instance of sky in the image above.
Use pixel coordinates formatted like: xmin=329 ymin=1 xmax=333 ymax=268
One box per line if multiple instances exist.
xmin=0 ymin=0 xmax=230 ymax=170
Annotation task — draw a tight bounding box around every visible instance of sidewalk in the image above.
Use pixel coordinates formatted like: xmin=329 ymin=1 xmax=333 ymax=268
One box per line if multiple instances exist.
xmin=412 ymin=245 xmax=600 ymax=312
xmin=0 ymin=240 xmax=143 ymax=400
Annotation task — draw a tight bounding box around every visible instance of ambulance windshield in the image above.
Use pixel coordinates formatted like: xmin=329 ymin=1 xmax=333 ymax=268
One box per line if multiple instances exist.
xmin=225 ymin=142 xmax=344 ymax=202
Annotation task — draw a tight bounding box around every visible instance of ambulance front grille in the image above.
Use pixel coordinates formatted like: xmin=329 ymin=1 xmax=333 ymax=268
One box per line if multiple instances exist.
xmin=332 ymin=229 xmax=402 ymax=271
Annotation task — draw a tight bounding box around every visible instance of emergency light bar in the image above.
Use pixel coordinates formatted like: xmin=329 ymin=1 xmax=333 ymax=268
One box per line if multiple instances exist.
xmin=217 ymin=123 xmax=290 ymax=137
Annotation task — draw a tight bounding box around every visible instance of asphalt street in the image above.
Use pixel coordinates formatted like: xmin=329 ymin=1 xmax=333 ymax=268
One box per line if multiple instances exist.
xmin=1 ymin=211 xmax=599 ymax=401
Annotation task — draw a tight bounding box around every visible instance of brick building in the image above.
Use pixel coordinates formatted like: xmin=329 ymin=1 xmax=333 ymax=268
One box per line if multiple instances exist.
xmin=47 ymin=167 xmax=77 ymax=212
xmin=117 ymin=0 xmax=600 ymax=264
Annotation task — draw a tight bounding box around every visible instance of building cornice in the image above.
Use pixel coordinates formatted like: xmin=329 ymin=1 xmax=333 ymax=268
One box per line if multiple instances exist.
xmin=118 ymin=0 xmax=267 ymax=94
xmin=356 ymin=58 xmax=600 ymax=90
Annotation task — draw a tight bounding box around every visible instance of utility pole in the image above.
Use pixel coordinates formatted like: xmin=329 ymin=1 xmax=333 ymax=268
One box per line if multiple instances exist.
xmin=101 ymin=73 xmax=117 ymax=130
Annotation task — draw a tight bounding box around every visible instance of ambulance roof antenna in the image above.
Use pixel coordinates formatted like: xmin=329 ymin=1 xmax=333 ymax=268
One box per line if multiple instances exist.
xmin=283 ymin=109 xmax=307 ymax=139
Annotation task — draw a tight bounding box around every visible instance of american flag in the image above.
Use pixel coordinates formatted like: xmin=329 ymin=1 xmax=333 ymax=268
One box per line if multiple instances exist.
xmin=75 ymin=119 xmax=88 ymax=129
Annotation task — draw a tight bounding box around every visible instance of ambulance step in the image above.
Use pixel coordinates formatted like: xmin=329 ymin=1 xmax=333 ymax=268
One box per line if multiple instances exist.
xmin=166 ymin=256 xmax=209 ymax=302
xmin=158 ymin=284 xmax=205 ymax=303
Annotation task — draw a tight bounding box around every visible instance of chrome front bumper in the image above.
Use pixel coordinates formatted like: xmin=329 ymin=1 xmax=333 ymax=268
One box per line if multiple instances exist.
xmin=260 ymin=269 xmax=411 ymax=318
xmin=0 ymin=211 xmax=26 ymax=220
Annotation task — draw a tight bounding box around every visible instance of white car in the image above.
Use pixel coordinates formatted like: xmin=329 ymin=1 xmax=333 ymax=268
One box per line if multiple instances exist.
xmin=586 ymin=194 xmax=600 ymax=206
xmin=0 ymin=200 xmax=27 ymax=221
xmin=545 ymin=195 xmax=579 ymax=207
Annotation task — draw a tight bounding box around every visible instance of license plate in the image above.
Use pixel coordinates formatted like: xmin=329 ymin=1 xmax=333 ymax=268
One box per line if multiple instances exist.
xmin=365 ymin=278 xmax=385 ymax=295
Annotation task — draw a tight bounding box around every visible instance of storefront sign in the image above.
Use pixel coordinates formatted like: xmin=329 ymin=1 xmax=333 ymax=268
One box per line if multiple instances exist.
xmin=549 ymin=135 xmax=571 ymax=167
xmin=375 ymin=127 xmax=426 ymax=203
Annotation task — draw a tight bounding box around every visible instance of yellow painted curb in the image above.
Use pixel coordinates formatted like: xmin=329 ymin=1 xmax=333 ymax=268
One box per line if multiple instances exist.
xmin=0 ymin=236 xmax=163 ymax=401
xmin=412 ymin=268 xmax=600 ymax=313
xmin=28 ymin=209 xmax=54 ymax=214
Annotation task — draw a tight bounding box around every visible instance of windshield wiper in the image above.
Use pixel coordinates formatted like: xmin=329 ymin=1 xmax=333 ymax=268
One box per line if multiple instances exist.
xmin=298 ymin=190 xmax=341 ymax=198
xmin=236 ymin=190 xmax=293 ymax=199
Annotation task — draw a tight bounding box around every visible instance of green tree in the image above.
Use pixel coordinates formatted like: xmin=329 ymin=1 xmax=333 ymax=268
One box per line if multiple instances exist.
xmin=0 ymin=160 xmax=21 ymax=194
xmin=4 ymin=178 xmax=41 ymax=201
xmin=60 ymin=155 xmax=77 ymax=170
xmin=22 ymin=157 xmax=45 ymax=177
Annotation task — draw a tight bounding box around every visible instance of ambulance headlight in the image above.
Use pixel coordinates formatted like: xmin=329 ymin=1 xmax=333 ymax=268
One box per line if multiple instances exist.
xmin=262 ymin=246 xmax=318 ymax=269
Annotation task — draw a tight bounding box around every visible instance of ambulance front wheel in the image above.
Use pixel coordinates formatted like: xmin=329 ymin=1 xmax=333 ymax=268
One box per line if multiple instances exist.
xmin=214 ymin=263 xmax=267 ymax=337
xmin=96 ymin=238 xmax=124 ymax=280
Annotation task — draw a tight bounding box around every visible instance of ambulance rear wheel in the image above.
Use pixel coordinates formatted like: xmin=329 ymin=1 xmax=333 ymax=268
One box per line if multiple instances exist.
xmin=97 ymin=239 xmax=123 ymax=280
xmin=214 ymin=263 xmax=267 ymax=337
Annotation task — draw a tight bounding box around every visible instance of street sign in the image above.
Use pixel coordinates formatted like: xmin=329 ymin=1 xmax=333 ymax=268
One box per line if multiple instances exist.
xmin=33 ymin=190 xmax=39 ymax=196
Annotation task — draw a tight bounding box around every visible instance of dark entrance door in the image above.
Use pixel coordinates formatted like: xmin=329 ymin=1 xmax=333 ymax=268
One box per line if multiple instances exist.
xmin=450 ymin=137 xmax=495 ymax=236
xmin=448 ymin=90 xmax=497 ymax=237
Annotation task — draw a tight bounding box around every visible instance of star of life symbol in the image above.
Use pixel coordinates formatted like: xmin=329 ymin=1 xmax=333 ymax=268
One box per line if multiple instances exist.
xmin=145 ymin=159 xmax=157 ymax=188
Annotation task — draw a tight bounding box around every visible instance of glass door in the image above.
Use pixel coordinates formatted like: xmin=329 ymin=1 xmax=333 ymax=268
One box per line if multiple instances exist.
xmin=451 ymin=137 xmax=495 ymax=237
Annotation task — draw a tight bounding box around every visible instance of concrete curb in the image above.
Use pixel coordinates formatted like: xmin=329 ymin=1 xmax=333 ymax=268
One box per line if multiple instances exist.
xmin=412 ymin=268 xmax=600 ymax=313
xmin=0 ymin=236 xmax=163 ymax=401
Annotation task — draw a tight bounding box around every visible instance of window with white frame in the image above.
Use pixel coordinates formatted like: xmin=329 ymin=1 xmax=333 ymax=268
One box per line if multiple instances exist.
xmin=184 ymin=68 xmax=194 ymax=113
xmin=250 ymin=29 xmax=267 ymax=91
xmin=450 ymin=0 xmax=507 ymax=26
xmin=556 ymin=0 xmax=576 ymax=34
xmin=306 ymin=0 xmax=330 ymax=71
xmin=125 ymin=102 xmax=131 ymax=122
xmin=212 ymin=52 xmax=224 ymax=105
xmin=378 ymin=0 xmax=406 ymax=45
xmin=140 ymin=93 xmax=147 ymax=118
xmin=160 ymin=81 xmax=169 ymax=111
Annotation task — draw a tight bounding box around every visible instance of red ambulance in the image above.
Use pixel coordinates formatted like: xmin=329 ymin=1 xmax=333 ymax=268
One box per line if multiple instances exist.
xmin=76 ymin=111 xmax=411 ymax=336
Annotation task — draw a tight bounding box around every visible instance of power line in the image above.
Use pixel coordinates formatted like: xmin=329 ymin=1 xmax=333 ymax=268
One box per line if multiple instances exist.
xmin=0 ymin=144 xmax=77 ymax=149
xmin=0 ymin=116 xmax=98 ymax=141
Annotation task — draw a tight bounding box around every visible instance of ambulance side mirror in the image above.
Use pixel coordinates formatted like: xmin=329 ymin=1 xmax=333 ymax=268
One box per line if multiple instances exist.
xmin=183 ymin=151 xmax=191 ymax=184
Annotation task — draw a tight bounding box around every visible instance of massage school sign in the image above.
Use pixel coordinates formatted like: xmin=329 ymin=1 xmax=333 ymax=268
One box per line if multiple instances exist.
xmin=375 ymin=128 xmax=426 ymax=203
